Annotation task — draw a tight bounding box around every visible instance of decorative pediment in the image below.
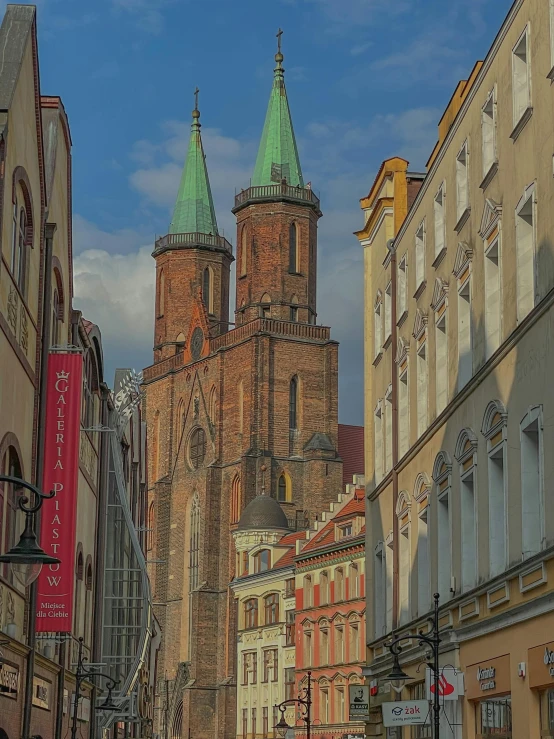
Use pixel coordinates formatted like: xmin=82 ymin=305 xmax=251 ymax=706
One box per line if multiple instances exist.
xmin=479 ymin=198 xmax=502 ymax=240
xmin=412 ymin=309 xmax=428 ymax=340
xmin=395 ymin=490 xmax=411 ymax=517
xmin=395 ymin=336 xmax=409 ymax=364
xmin=455 ymin=428 xmax=478 ymax=463
xmin=432 ymin=451 xmax=452 ymax=483
xmin=453 ymin=241 xmax=473 ymax=279
xmin=482 ymin=399 xmax=508 ymax=439
xmin=431 ymin=278 xmax=449 ymax=311
xmin=414 ymin=472 xmax=431 ymax=502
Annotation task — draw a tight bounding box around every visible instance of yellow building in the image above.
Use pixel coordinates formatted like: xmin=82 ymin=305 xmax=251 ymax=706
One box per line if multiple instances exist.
xmin=358 ymin=0 xmax=554 ymax=737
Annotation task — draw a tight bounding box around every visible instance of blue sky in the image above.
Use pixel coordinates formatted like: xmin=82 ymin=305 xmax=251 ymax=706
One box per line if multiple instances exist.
xmin=31 ymin=0 xmax=511 ymax=425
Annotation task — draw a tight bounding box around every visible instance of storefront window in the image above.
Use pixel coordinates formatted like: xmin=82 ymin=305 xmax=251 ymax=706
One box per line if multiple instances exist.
xmin=540 ymin=689 xmax=554 ymax=737
xmin=477 ymin=696 xmax=512 ymax=738
xmin=410 ymin=682 xmax=431 ymax=738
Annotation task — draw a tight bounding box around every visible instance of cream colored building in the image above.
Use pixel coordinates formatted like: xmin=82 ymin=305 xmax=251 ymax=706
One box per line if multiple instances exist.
xmin=358 ymin=0 xmax=554 ymax=737
xmin=232 ymin=494 xmax=302 ymax=739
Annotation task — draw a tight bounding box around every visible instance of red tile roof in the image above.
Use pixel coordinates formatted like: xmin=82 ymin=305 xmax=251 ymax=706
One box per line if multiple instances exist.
xmin=272 ymin=531 xmax=307 ymax=570
xmin=338 ymin=424 xmax=364 ymax=486
xmin=300 ymin=489 xmax=365 ymax=555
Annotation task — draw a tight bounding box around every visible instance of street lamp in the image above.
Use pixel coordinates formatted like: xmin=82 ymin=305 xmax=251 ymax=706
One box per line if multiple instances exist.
xmin=384 ymin=593 xmax=441 ymax=738
xmin=274 ymin=670 xmax=312 ymax=739
xmin=0 ymin=475 xmax=60 ymax=586
xmin=70 ymin=637 xmax=120 ymax=739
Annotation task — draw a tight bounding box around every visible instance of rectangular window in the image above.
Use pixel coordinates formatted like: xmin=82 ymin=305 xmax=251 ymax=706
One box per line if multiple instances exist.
xmin=374 ymin=404 xmax=383 ymax=484
xmin=286 ymin=610 xmax=295 ymax=646
xmin=320 ymin=688 xmax=329 ymax=724
xmin=285 ymin=578 xmax=295 ymax=598
xmin=478 ymin=697 xmax=512 ymax=737
xmin=335 ymin=626 xmax=344 ymax=663
xmin=384 ymin=282 xmax=392 ymax=341
xmin=263 ymin=707 xmax=268 ymax=737
xmin=304 ymin=631 xmax=312 ymax=666
xmin=437 ymin=490 xmax=451 ymax=600
xmin=521 ymin=408 xmax=543 ymax=559
xmin=285 ymin=668 xmax=295 ymax=701
xmin=457 ymin=278 xmax=472 ymax=390
xmin=374 ymin=300 xmax=382 ymax=358
xmin=386 ymin=541 xmax=393 ymax=633
xmin=398 ymin=367 xmax=409 ymax=458
xmin=482 ymin=90 xmax=496 ymax=178
xmin=349 ymin=623 xmax=359 ymax=661
xmin=434 ymin=184 xmax=445 ymax=258
xmin=435 ymin=311 xmax=448 ymax=414
xmin=485 ymin=237 xmax=501 ymax=358
xmin=416 ymin=341 xmax=428 ymax=437
xmin=398 ymin=255 xmax=408 ymax=319
xmin=417 ymin=509 xmax=430 ymax=615
xmin=415 ymin=221 xmax=425 ymax=290
xmin=336 ymin=687 xmax=345 ymax=723
xmin=338 ymin=523 xmax=353 ymax=538
xmin=320 ymin=629 xmax=329 ymax=665
xmin=488 ymin=442 xmax=507 ymax=577
xmin=385 ymin=390 xmax=393 ymax=472
xmin=411 ymin=683 xmax=432 ymax=738
xmin=290 ymin=306 xmax=298 ymax=322
xmin=460 ymin=468 xmax=476 ymax=592
xmin=456 ymin=141 xmax=469 ymax=221
xmin=512 ymin=27 xmax=531 ymax=126
xmin=515 ymin=187 xmax=536 ymax=322
xmin=242 ymin=709 xmax=248 ymax=739
xmin=251 ymin=708 xmax=256 ymax=739
xmin=374 ymin=545 xmax=386 ymax=637
xmin=399 ymin=528 xmax=410 ymax=624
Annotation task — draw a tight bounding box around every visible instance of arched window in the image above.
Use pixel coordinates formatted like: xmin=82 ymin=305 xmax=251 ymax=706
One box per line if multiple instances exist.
xmin=209 ymin=385 xmax=217 ymax=424
xmin=482 ymin=400 xmax=508 ymax=578
xmin=147 ymin=501 xmax=155 ymax=551
xmin=433 ymin=451 xmax=453 ymax=601
xmin=158 ymin=269 xmax=165 ymax=317
xmin=188 ymin=428 xmax=206 ymax=470
xmin=396 ymin=492 xmax=411 ymax=623
xmin=238 ymin=381 xmax=244 ymax=435
xmin=290 ymin=294 xmax=299 ymax=322
xmin=84 ymin=560 xmax=93 ymax=647
xmin=11 ymin=183 xmax=29 ymax=294
xmin=334 ymin=568 xmax=344 ymax=602
xmin=264 ymin=593 xmax=279 ymax=625
xmin=244 ymin=598 xmax=258 ymax=628
xmin=189 ymin=496 xmax=200 ymax=590
xmin=455 ymin=428 xmax=478 ymax=592
xmin=231 ymin=475 xmax=241 ymax=524
xmin=240 ymin=226 xmax=247 ymax=276
xmin=203 ymin=267 xmax=213 ymax=315
xmin=51 ymin=289 xmax=60 ymax=346
xmin=254 ymin=549 xmax=270 ymax=573
xmin=0 ymin=444 xmax=23 ymax=582
xmin=414 ymin=473 xmax=431 ymax=615
xmin=175 ymin=332 xmax=185 ymax=354
xmin=349 ymin=562 xmax=359 ymax=598
xmin=74 ymin=549 xmax=84 ymax=638
xmin=260 ymin=293 xmax=271 ymax=319
xmin=319 ymin=571 xmax=329 ymax=604
xmin=81 ymin=349 xmax=97 ymax=428
xmin=289 ymin=222 xmax=298 ymax=273
xmin=277 ymin=473 xmax=292 ymax=503
xmin=520 ymin=405 xmax=544 ymax=560
xmin=303 ymin=575 xmax=313 ymax=607
xmin=289 ymin=377 xmax=298 ymax=430
xmin=152 ymin=410 xmax=160 ymax=482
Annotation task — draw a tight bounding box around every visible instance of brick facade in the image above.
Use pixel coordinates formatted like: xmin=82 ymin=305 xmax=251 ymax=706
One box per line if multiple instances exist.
xmin=145 ymin=188 xmax=341 ymax=739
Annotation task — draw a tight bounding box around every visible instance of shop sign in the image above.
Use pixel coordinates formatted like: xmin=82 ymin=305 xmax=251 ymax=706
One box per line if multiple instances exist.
xmin=36 ymin=352 xmax=83 ymax=633
xmin=465 ymin=655 xmax=510 ymax=700
xmin=343 ymin=734 xmax=365 ymax=739
xmin=369 ymin=679 xmax=393 ymax=708
xmin=349 ymin=685 xmax=370 ymax=720
xmin=0 ymin=663 xmax=19 ymax=699
xmin=382 ymin=700 xmax=429 ymax=727
xmin=529 ymin=642 xmax=554 ymax=688
xmin=425 ymin=667 xmax=464 ymax=700
xmin=70 ymin=694 xmax=91 ymax=722
xmin=32 ymin=677 xmax=51 ymax=709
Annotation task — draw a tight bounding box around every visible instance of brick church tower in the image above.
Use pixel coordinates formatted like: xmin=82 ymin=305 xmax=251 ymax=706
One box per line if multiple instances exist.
xmin=144 ymin=38 xmax=342 ymax=739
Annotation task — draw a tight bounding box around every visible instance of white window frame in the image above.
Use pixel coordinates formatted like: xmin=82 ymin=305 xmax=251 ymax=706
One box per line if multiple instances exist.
xmin=520 ymin=405 xmax=544 ymax=560
xmin=374 ymin=294 xmax=383 ymax=359
xmin=434 ymin=183 xmax=446 ymax=259
xmin=385 ymin=386 xmax=393 ymax=473
xmin=455 ymin=140 xmax=469 ymax=222
xmin=484 ymin=231 xmax=502 ymax=359
xmin=483 ymin=404 xmax=508 ymax=579
xmin=385 ymin=533 xmax=394 ymax=633
xmin=374 ymin=542 xmax=386 ymax=637
xmin=456 ymin=432 xmax=478 ymax=593
xmin=512 ymin=25 xmax=531 ymax=128
xmin=457 ymin=274 xmax=472 ymax=391
xmin=515 ymin=183 xmax=537 ymax=323
xmin=435 ymin=308 xmax=448 ymax=416
xmin=416 ymin=496 xmax=430 ymax=615
xmin=436 ymin=477 xmax=452 ymax=602
xmin=416 ymin=338 xmax=428 ymax=438
xmin=384 ymin=281 xmax=392 ymax=343
xmin=415 ymin=220 xmax=426 ymax=292
xmin=398 ymin=254 xmax=408 ymax=321
xmin=481 ymin=88 xmax=497 ymax=180
xmin=396 ymin=494 xmax=411 ymax=625
xmin=398 ymin=365 xmax=409 ymax=459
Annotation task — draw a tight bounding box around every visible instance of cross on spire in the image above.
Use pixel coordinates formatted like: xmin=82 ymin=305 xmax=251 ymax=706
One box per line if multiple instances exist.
xmin=276 ymin=28 xmax=283 ymax=54
xmin=194 ymin=86 xmax=199 ymax=110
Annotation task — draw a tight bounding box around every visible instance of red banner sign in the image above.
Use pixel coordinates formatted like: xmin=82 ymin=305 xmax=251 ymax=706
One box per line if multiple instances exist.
xmin=36 ymin=353 xmax=83 ymax=633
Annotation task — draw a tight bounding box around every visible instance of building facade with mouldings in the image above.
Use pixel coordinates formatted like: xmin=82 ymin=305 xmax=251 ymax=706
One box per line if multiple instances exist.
xmin=144 ymin=39 xmax=344 ymax=739
xmin=358 ymin=0 xmax=554 ymax=737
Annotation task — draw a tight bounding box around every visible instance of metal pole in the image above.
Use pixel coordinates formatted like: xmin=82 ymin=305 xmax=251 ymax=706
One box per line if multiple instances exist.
xmin=306 ymin=672 xmax=311 ymax=739
xmin=71 ymin=638 xmax=83 ymax=739
xmin=433 ymin=593 xmax=440 ymax=739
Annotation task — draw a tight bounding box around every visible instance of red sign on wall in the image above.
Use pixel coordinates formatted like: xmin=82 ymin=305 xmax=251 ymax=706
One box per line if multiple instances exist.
xmin=36 ymin=352 xmax=83 ymax=633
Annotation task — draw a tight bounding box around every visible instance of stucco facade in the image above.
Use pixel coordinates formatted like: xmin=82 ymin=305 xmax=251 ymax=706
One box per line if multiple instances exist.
xmin=358 ymin=0 xmax=554 ymax=737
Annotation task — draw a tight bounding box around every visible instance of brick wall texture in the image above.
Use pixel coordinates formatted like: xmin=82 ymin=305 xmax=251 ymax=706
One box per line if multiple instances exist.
xmin=144 ymin=196 xmax=342 ymax=739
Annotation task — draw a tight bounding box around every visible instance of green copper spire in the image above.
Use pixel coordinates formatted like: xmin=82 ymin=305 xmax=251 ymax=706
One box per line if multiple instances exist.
xmin=169 ymin=88 xmax=218 ymax=235
xmin=251 ymin=30 xmax=304 ymax=188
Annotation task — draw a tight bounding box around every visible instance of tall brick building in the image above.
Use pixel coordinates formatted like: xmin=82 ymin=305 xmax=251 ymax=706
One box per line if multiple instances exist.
xmin=144 ymin=40 xmax=342 ymax=739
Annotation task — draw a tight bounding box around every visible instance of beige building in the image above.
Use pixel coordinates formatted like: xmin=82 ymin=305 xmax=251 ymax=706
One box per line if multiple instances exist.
xmin=358 ymin=0 xmax=554 ymax=737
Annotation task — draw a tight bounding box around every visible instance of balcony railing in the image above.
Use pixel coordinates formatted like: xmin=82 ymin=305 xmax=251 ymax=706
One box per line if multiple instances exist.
xmin=233 ymin=183 xmax=321 ymax=211
xmin=153 ymin=231 xmax=233 ymax=256
xmin=143 ymin=352 xmax=184 ymax=382
xmin=211 ymin=318 xmax=331 ymax=352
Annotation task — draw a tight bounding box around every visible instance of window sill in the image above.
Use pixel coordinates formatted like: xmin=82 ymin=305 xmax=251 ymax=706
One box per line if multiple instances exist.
xmin=397 ymin=310 xmax=408 ymax=328
xmin=480 ymin=161 xmax=498 ymax=191
xmin=383 ymin=334 xmax=392 ymax=350
xmin=510 ymin=106 xmax=533 ymax=142
xmin=454 ymin=207 xmax=471 ymax=234
xmin=238 ymin=273 xmax=247 ymax=280
xmin=288 ymin=271 xmax=303 ymax=277
xmin=372 ymin=351 xmax=383 ymax=367
xmin=413 ymin=280 xmax=426 ymax=301
xmin=432 ymin=247 xmax=446 ymax=269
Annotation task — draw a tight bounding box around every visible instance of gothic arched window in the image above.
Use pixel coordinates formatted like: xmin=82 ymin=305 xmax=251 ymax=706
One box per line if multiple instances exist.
xmin=231 ymin=475 xmax=241 ymax=524
xmin=277 ymin=473 xmax=292 ymax=503
xmin=190 ymin=496 xmax=200 ymax=590
xmin=289 ymin=376 xmax=298 ymax=430
xmin=264 ymin=593 xmax=279 ymax=625
xmin=240 ymin=227 xmax=247 ymax=276
xmin=203 ymin=267 xmax=213 ymax=315
xmin=289 ymin=222 xmax=298 ymax=273
xmin=0 ymin=444 xmax=23 ymax=582
xmin=158 ymin=269 xmax=165 ymax=317
xmin=188 ymin=428 xmax=206 ymax=469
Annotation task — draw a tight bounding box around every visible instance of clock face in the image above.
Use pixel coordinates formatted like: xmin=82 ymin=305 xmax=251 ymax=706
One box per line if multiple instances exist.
xmin=190 ymin=326 xmax=204 ymax=360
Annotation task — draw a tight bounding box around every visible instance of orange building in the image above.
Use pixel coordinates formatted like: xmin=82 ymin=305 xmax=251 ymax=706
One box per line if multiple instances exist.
xmin=295 ymin=480 xmax=366 ymax=739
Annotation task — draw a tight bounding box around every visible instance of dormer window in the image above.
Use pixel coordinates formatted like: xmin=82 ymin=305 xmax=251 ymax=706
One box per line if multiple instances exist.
xmin=337 ymin=523 xmax=353 ymax=539
xmin=254 ymin=549 xmax=270 ymax=573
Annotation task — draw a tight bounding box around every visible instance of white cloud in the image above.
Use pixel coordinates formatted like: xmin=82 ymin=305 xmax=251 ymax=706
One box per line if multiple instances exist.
xmin=73 ymin=213 xmax=154 ymax=255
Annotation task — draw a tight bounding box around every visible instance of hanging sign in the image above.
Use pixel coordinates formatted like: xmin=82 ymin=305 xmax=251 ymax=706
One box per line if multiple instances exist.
xmin=36 ymin=352 xmax=83 ymax=633
xmin=425 ymin=667 xmax=464 ymax=700
xmin=382 ymin=700 xmax=429 ymax=727
xmin=349 ymin=685 xmax=370 ymax=720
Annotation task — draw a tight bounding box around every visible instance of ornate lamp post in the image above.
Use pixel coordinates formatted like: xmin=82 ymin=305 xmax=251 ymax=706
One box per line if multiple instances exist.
xmin=70 ymin=637 xmax=120 ymax=739
xmin=0 ymin=475 xmax=60 ymax=585
xmin=384 ymin=593 xmax=441 ymax=738
xmin=274 ymin=670 xmax=312 ymax=739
